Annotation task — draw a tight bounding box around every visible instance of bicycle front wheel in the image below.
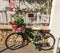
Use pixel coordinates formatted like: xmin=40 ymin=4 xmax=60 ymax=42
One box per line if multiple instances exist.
xmin=5 ymin=33 xmax=24 ymax=50
xmin=40 ymin=32 xmax=55 ymax=50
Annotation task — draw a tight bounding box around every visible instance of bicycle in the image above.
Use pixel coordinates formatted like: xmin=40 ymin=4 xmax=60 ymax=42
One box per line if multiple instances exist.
xmin=5 ymin=26 xmax=55 ymax=50
xmin=5 ymin=6 xmax=55 ymax=51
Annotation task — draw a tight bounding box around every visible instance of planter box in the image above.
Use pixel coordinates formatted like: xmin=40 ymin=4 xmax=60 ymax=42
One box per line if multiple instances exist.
xmin=0 ymin=25 xmax=50 ymax=31
xmin=0 ymin=25 xmax=12 ymax=30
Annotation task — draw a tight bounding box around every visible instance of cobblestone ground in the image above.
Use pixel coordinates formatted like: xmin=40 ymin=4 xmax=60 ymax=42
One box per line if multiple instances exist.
xmin=0 ymin=30 xmax=53 ymax=53
xmin=0 ymin=44 xmax=53 ymax=53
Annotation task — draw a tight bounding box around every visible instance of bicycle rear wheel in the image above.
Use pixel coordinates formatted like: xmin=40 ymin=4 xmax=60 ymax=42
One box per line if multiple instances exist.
xmin=40 ymin=32 xmax=55 ymax=50
xmin=5 ymin=33 xmax=24 ymax=50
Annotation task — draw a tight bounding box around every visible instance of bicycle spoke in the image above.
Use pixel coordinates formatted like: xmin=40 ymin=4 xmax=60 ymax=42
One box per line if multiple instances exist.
xmin=5 ymin=33 xmax=23 ymax=50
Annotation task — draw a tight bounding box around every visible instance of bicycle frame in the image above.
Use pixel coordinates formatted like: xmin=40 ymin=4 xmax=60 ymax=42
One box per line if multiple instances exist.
xmin=21 ymin=28 xmax=45 ymax=44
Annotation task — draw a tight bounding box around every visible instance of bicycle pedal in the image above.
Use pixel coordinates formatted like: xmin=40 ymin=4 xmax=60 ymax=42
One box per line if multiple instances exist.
xmin=37 ymin=47 xmax=41 ymax=51
xmin=35 ymin=46 xmax=38 ymax=49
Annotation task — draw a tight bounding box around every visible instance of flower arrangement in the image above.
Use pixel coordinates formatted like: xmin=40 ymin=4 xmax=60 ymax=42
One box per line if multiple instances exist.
xmin=15 ymin=16 xmax=24 ymax=28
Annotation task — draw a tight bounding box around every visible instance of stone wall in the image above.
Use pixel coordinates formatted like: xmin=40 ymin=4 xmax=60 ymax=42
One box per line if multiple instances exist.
xmin=0 ymin=30 xmax=12 ymax=49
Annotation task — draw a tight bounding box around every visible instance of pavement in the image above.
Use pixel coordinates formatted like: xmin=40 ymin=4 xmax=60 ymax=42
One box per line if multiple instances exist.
xmin=0 ymin=43 xmax=53 ymax=53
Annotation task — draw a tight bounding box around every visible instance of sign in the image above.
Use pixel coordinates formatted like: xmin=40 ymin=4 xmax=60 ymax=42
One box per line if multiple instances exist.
xmin=40 ymin=14 xmax=50 ymax=23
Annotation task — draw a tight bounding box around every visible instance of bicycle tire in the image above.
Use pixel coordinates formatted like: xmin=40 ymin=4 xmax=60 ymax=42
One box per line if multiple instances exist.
xmin=40 ymin=32 xmax=55 ymax=50
xmin=5 ymin=32 xmax=24 ymax=50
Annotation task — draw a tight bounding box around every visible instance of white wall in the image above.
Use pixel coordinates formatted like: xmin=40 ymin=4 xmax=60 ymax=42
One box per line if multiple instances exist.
xmin=50 ymin=0 xmax=60 ymax=46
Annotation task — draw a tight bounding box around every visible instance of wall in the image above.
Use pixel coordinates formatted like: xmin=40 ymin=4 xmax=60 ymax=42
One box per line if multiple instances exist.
xmin=50 ymin=0 xmax=60 ymax=46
